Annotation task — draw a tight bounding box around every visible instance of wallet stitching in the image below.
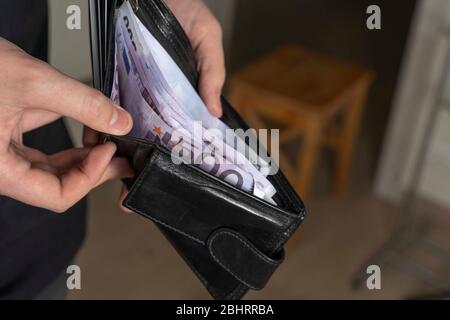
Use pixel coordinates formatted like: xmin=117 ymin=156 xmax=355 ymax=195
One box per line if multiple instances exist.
xmin=259 ymin=173 xmax=306 ymax=251
xmin=273 ymin=174 xmax=301 ymax=213
xmin=212 ymin=231 xmax=281 ymax=266
xmin=209 ymin=249 xmax=258 ymax=290
xmin=272 ymin=218 xmax=302 ymax=252
xmin=266 ymin=216 xmax=303 ymax=253
xmin=208 ymin=231 xmax=280 ymax=290
xmin=264 ymin=174 xmax=307 ymax=251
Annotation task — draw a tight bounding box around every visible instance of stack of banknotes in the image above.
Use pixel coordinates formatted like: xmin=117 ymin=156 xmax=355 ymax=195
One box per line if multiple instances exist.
xmin=113 ymin=1 xmax=277 ymax=204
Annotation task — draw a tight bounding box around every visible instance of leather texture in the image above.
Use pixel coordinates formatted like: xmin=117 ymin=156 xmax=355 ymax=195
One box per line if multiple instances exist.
xmin=99 ymin=0 xmax=306 ymax=299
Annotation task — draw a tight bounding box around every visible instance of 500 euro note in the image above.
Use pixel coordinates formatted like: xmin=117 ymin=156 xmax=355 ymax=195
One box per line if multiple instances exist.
xmin=112 ymin=1 xmax=277 ymax=204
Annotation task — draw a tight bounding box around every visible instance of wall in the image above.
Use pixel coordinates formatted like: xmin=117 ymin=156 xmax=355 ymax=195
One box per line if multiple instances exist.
xmin=419 ymin=108 xmax=450 ymax=208
xmin=375 ymin=0 xmax=450 ymax=210
xmin=48 ymin=0 xmax=91 ymax=147
xmin=48 ymin=0 xmax=91 ymax=82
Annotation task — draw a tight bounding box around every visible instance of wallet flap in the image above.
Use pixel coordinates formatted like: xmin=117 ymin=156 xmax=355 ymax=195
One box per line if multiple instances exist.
xmin=207 ymin=229 xmax=284 ymax=290
xmin=123 ymin=146 xmax=299 ymax=250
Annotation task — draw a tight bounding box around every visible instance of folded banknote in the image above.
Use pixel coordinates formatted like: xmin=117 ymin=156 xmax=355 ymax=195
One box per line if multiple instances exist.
xmin=113 ymin=1 xmax=277 ymax=204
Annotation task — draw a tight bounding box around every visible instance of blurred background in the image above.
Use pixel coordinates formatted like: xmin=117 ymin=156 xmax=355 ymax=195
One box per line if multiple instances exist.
xmin=49 ymin=0 xmax=450 ymax=299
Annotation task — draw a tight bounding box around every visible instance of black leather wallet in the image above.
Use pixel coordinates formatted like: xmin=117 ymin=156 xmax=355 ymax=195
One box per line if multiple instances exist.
xmin=90 ymin=0 xmax=306 ymax=299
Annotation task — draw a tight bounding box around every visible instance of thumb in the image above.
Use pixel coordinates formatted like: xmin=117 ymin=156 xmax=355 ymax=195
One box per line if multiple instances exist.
xmin=24 ymin=59 xmax=133 ymax=136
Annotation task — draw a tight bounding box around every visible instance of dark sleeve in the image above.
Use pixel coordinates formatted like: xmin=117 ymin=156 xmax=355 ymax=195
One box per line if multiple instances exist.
xmin=0 ymin=0 xmax=48 ymax=59
xmin=0 ymin=0 xmax=87 ymax=299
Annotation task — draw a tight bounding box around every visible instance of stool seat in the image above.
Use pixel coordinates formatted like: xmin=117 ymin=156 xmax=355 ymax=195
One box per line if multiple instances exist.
xmin=229 ymin=45 xmax=374 ymax=201
xmin=235 ymin=45 xmax=371 ymax=112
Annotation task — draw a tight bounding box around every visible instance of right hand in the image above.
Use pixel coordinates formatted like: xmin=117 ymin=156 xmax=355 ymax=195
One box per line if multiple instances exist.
xmin=0 ymin=38 xmax=134 ymax=212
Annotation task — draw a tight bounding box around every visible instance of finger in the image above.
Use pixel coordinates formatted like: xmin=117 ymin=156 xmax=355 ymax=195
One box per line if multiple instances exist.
xmin=23 ymin=59 xmax=133 ymax=136
xmin=47 ymin=147 xmax=91 ymax=174
xmin=31 ymin=147 xmax=133 ymax=190
xmin=198 ymin=61 xmax=224 ymax=118
xmin=21 ymin=109 xmax=61 ymax=132
xmin=83 ymin=126 xmax=100 ymax=147
xmin=94 ymin=156 xmax=135 ymax=188
xmin=2 ymin=142 xmax=117 ymax=212
xmin=24 ymin=146 xmax=91 ymax=175
xmin=194 ymin=23 xmax=225 ymax=117
xmin=119 ymin=184 xmax=133 ymax=214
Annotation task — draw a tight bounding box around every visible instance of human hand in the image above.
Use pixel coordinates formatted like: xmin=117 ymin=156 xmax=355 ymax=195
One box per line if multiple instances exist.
xmin=0 ymin=38 xmax=134 ymax=212
xmin=164 ymin=0 xmax=225 ymax=117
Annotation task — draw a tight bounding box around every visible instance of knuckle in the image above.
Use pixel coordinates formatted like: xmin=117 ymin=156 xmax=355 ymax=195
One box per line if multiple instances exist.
xmin=83 ymin=91 xmax=110 ymax=122
xmin=49 ymin=202 xmax=69 ymax=213
xmin=51 ymin=190 xmax=77 ymax=213
xmin=19 ymin=58 xmax=48 ymax=88
xmin=211 ymin=19 xmax=222 ymax=36
xmin=53 ymin=207 xmax=66 ymax=214
xmin=1 ymin=54 xmax=44 ymax=104
xmin=50 ymin=196 xmax=77 ymax=213
xmin=193 ymin=17 xmax=222 ymax=40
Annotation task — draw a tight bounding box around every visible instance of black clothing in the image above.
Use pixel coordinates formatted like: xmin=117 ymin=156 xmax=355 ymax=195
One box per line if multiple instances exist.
xmin=0 ymin=0 xmax=87 ymax=299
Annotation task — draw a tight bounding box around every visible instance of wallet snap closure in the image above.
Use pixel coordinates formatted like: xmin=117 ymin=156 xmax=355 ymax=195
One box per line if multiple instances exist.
xmin=207 ymin=228 xmax=284 ymax=290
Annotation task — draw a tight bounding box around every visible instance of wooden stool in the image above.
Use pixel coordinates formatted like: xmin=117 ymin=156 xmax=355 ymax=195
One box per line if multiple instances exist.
xmin=229 ymin=45 xmax=374 ymax=199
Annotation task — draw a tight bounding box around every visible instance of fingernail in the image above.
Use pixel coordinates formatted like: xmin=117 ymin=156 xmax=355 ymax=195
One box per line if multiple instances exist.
xmin=110 ymin=105 xmax=132 ymax=134
xmin=215 ymin=106 xmax=223 ymax=117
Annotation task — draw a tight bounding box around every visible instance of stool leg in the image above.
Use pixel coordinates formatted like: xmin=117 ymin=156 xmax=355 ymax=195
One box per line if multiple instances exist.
xmin=296 ymin=119 xmax=322 ymax=199
xmin=332 ymin=84 xmax=369 ymax=194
